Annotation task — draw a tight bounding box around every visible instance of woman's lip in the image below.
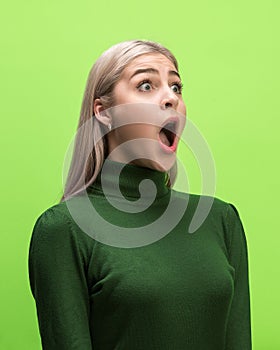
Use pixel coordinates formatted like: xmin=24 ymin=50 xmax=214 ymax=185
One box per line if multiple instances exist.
xmin=158 ymin=134 xmax=178 ymax=153
xmin=160 ymin=116 xmax=180 ymax=129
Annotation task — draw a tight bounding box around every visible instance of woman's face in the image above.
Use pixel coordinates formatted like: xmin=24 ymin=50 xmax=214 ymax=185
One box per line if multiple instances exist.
xmin=98 ymin=53 xmax=187 ymax=172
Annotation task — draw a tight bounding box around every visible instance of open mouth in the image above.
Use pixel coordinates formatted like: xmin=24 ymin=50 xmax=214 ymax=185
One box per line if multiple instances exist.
xmin=158 ymin=118 xmax=178 ymax=152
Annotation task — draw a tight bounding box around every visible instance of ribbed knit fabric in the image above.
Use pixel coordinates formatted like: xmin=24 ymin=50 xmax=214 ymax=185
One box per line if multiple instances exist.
xmin=28 ymin=160 xmax=252 ymax=349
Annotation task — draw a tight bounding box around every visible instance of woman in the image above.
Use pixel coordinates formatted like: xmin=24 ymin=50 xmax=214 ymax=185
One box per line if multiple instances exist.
xmin=28 ymin=40 xmax=252 ymax=349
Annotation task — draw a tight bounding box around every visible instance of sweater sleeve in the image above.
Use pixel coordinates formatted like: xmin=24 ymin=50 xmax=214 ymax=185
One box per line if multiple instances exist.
xmin=28 ymin=207 xmax=93 ymax=349
xmin=224 ymin=203 xmax=252 ymax=350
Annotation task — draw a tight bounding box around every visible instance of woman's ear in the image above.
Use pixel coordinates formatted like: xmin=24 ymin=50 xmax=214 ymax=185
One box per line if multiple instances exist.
xmin=93 ymin=98 xmax=112 ymax=129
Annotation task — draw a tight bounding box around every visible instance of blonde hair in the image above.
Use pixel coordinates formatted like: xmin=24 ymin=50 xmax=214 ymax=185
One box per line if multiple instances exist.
xmin=60 ymin=40 xmax=179 ymax=202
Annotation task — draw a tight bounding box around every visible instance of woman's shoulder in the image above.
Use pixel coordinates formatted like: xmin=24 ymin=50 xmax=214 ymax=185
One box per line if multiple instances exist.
xmin=30 ymin=195 xmax=89 ymax=242
xmin=32 ymin=200 xmax=71 ymax=232
xmin=171 ymin=189 xmax=244 ymax=233
xmin=171 ymin=191 xmax=247 ymax=259
xmin=32 ymin=193 xmax=91 ymax=228
xmin=171 ymin=189 xmax=234 ymax=216
xmin=29 ymin=198 xmax=99 ymax=262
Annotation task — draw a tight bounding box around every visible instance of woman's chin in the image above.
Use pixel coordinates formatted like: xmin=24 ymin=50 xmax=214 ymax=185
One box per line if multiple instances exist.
xmin=131 ymin=157 xmax=176 ymax=173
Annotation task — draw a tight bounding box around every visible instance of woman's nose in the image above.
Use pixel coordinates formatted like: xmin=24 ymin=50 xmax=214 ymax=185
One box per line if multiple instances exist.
xmin=160 ymin=89 xmax=179 ymax=110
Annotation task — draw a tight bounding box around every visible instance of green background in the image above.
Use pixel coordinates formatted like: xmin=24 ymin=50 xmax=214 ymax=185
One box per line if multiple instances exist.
xmin=1 ymin=0 xmax=279 ymax=348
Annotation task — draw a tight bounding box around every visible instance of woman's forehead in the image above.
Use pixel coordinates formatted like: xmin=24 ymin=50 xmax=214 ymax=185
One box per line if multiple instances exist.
xmin=122 ymin=53 xmax=177 ymax=78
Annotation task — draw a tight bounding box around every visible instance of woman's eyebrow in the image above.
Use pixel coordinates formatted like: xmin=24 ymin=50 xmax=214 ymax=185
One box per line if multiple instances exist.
xmin=129 ymin=68 xmax=181 ymax=81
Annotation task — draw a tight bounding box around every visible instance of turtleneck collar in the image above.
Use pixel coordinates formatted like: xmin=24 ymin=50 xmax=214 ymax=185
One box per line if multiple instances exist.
xmin=87 ymin=159 xmax=169 ymax=200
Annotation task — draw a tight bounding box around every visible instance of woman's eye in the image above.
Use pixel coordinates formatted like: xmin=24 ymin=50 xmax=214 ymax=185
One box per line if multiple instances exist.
xmin=138 ymin=81 xmax=152 ymax=92
xmin=171 ymin=83 xmax=183 ymax=94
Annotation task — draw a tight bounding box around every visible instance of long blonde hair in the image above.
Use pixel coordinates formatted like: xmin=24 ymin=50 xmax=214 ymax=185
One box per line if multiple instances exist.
xmin=60 ymin=40 xmax=179 ymax=202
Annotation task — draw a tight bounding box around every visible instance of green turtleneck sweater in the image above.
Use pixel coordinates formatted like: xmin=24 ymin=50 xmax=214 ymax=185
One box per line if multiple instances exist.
xmin=28 ymin=160 xmax=251 ymax=349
